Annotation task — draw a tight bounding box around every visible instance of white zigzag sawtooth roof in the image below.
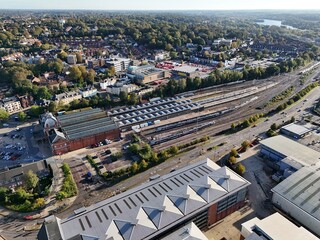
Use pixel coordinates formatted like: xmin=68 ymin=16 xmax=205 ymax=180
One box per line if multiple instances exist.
xmin=56 ymin=158 xmax=250 ymax=240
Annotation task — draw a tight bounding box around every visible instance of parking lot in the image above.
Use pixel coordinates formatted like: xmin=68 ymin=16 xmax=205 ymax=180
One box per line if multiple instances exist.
xmin=0 ymin=122 xmax=40 ymax=168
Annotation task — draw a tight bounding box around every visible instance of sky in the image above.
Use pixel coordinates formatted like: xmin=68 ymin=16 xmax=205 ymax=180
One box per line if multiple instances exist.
xmin=0 ymin=0 xmax=320 ymax=10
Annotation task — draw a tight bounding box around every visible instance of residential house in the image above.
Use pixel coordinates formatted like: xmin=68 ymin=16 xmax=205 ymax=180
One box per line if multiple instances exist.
xmin=100 ymin=78 xmax=117 ymax=90
xmin=54 ymin=91 xmax=82 ymax=105
xmin=0 ymin=97 xmax=22 ymax=113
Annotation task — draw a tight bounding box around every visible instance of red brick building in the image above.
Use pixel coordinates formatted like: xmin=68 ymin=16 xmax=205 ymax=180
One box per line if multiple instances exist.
xmin=41 ymin=109 xmax=120 ymax=155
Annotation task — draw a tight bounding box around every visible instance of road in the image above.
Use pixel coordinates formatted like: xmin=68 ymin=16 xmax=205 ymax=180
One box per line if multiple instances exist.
xmin=152 ymin=66 xmax=319 ymax=150
xmin=0 ymin=64 xmax=319 ymax=239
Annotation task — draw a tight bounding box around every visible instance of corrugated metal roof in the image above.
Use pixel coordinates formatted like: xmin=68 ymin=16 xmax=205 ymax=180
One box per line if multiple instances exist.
xmin=260 ymin=135 xmax=320 ymax=166
xmin=57 ymin=158 xmax=250 ymax=240
xmin=57 ymin=109 xmax=118 ymax=140
xmin=281 ymin=123 xmax=311 ymax=136
xmin=272 ymin=166 xmax=320 ymax=222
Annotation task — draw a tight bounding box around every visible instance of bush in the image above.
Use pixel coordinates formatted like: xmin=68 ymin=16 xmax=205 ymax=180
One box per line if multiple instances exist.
xmin=235 ymin=163 xmax=246 ymax=175
xmin=241 ymin=140 xmax=251 ymax=151
xmin=230 ymin=148 xmax=238 ymax=157
xmin=56 ymin=163 xmax=77 ymax=200
xmin=229 ymin=156 xmax=237 ymax=164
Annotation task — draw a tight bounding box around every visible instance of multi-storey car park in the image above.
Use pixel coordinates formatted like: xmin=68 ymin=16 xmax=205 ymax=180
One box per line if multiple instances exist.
xmin=38 ymin=158 xmax=250 ymax=240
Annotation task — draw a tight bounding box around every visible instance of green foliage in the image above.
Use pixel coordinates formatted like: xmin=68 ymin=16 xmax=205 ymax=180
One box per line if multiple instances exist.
xmin=169 ymin=145 xmax=179 ymax=155
xmin=270 ymin=123 xmax=278 ymax=131
xmin=0 ymin=109 xmax=10 ymax=121
xmin=229 ymin=156 xmax=237 ymax=164
xmin=110 ymin=152 xmax=123 ymax=162
xmin=274 ymin=82 xmax=318 ymax=113
xmin=25 ymin=170 xmax=39 ymax=191
xmin=178 ymin=136 xmax=210 ymax=150
xmin=266 ymin=86 xmax=294 ymax=106
xmin=130 ymin=162 xmax=139 ymax=174
xmin=0 ymin=187 xmax=8 ymax=202
xmin=28 ymin=106 xmax=44 ymax=117
xmin=235 ymin=163 xmax=246 ymax=175
xmin=266 ymin=129 xmax=278 ymax=137
xmin=17 ymin=111 xmax=27 ymax=122
xmin=241 ymin=140 xmax=251 ymax=150
xmin=56 ymin=163 xmax=77 ymax=200
xmin=230 ymin=148 xmax=238 ymax=157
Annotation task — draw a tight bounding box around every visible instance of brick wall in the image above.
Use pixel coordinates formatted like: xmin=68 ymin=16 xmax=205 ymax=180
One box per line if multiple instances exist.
xmin=52 ymin=129 xmax=120 ymax=155
xmin=207 ymin=200 xmax=246 ymax=226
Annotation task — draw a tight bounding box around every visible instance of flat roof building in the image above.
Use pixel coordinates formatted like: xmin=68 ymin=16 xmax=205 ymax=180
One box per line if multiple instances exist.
xmin=38 ymin=158 xmax=250 ymax=240
xmin=272 ymin=166 xmax=320 ymax=237
xmin=240 ymin=212 xmax=318 ymax=240
xmin=280 ymin=123 xmax=311 ymax=139
xmin=260 ymin=135 xmax=320 ymax=167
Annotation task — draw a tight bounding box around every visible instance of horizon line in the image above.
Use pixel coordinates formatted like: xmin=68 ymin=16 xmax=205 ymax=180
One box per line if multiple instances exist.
xmin=0 ymin=8 xmax=320 ymax=11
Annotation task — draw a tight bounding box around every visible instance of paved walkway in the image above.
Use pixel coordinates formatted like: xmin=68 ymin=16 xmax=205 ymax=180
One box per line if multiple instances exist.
xmin=0 ymin=161 xmax=77 ymax=221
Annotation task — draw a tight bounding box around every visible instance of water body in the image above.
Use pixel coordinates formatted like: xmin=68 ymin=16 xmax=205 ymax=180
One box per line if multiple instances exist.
xmin=256 ymin=19 xmax=296 ymax=30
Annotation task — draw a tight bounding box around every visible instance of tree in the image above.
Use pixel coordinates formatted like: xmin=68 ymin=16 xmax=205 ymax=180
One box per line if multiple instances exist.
xmin=139 ymin=159 xmax=148 ymax=169
xmin=69 ymin=66 xmax=82 ymax=82
xmin=36 ymin=87 xmax=52 ymax=100
xmin=129 ymin=143 xmax=140 ymax=154
xmin=0 ymin=109 xmax=10 ymax=121
xmin=17 ymin=111 xmax=27 ymax=122
xmin=229 ymin=156 xmax=237 ymax=164
xmin=75 ymin=53 xmax=83 ymax=63
xmin=270 ymin=123 xmax=277 ymax=131
xmin=130 ymin=162 xmax=139 ymax=174
xmin=230 ymin=148 xmax=238 ymax=157
xmin=57 ymin=51 xmax=68 ymax=61
xmin=11 ymin=188 xmax=29 ymax=204
xmin=86 ymin=69 xmax=96 ymax=84
xmin=241 ymin=140 xmax=250 ymax=151
xmin=48 ymin=101 xmax=57 ymax=112
xmin=25 ymin=170 xmax=39 ymax=191
xmin=119 ymin=91 xmax=128 ymax=103
xmin=231 ymin=123 xmax=236 ymax=131
xmin=243 ymin=119 xmax=251 ymax=128
xmin=29 ymin=106 xmax=44 ymax=117
xmin=0 ymin=187 xmax=7 ymax=202
xmin=235 ymin=163 xmax=246 ymax=175
xmin=169 ymin=145 xmax=179 ymax=155
xmin=290 ymin=116 xmax=295 ymax=123
xmin=33 ymin=197 xmax=45 ymax=209
xmin=56 ymin=191 xmax=68 ymax=200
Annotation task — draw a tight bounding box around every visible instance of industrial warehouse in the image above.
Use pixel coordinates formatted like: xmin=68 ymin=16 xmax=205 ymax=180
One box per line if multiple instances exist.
xmin=41 ymin=109 xmax=120 ymax=155
xmin=272 ymin=166 xmax=320 ymax=237
xmin=38 ymin=159 xmax=250 ymax=240
xmin=280 ymin=123 xmax=312 ymax=139
xmin=259 ymin=135 xmax=320 ymax=178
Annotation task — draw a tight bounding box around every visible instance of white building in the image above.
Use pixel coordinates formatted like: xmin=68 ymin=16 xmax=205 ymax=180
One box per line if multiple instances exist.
xmin=0 ymin=97 xmax=22 ymax=113
xmin=106 ymin=84 xmax=138 ymax=95
xmin=213 ymin=38 xmax=233 ymax=47
xmin=100 ymin=78 xmax=117 ymax=90
xmin=67 ymin=55 xmax=77 ymax=65
xmin=241 ymin=212 xmax=318 ymax=240
xmin=272 ymin=166 xmax=320 ymax=237
xmin=54 ymin=91 xmax=82 ymax=105
xmin=260 ymin=135 xmax=320 ymax=178
xmin=105 ymin=57 xmax=131 ymax=72
xmin=79 ymin=87 xmax=98 ymax=98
